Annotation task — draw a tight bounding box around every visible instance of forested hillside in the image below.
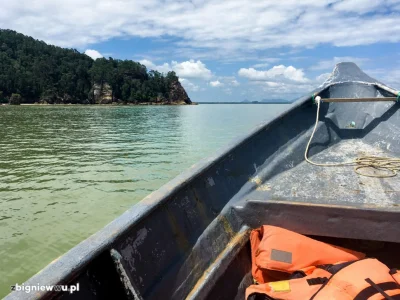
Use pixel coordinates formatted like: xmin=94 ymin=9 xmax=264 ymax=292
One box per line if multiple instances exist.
xmin=0 ymin=30 xmax=191 ymax=104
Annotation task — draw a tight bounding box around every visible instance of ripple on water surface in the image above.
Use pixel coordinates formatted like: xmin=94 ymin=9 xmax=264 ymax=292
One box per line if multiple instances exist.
xmin=0 ymin=104 xmax=289 ymax=297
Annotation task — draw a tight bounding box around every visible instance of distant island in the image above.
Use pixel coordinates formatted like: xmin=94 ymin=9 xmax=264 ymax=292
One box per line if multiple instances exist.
xmin=0 ymin=30 xmax=191 ymax=105
xmin=241 ymin=98 xmax=291 ymax=104
xmin=198 ymin=99 xmax=291 ymax=104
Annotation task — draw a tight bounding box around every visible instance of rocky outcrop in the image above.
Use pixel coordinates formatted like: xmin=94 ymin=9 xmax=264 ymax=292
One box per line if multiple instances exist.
xmin=153 ymin=93 xmax=167 ymax=103
xmin=168 ymin=80 xmax=192 ymax=104
xmin=88 ymin=80 xmax=191 ymax=105
xmin=92 ymin=83 xmax=113 ymax=104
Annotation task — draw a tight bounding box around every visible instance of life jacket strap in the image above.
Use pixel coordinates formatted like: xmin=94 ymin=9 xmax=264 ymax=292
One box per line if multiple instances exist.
xmin=365 ymin=278 xmax=395 ymax=300
xmin=316 ymin=260 xmax=356 ymax=275
xmin=353 ymin=279 xmax=400 ymax=300
xmin=306 ymin=277 xmax=329 ymax=286
xmin=390 ymin=269 xmax=398 ymax=275
xmin=389 ymin=269 xmax=400 ymax=288
xmin=290 ymin=270 xmax=307 ymax=279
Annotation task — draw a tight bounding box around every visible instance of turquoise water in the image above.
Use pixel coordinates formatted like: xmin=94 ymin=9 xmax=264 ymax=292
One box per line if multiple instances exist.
xmin=0 ymin=104 xmax=289 ymax=296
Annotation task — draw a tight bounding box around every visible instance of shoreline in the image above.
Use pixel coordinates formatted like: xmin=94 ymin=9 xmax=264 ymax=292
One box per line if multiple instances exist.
xmin=4 ymin=102 xmax=197 ymax=106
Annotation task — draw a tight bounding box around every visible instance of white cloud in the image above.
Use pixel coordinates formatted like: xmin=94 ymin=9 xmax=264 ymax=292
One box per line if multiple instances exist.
xmin=223 ymin=88 xmax=232 ymax=94
xmin=210 ymin=80 xmax=223 ymax=87
xmin=265 ymin=82 xmax=281 ymax=87
xmin=3 ymin=0 xmax=400 ymax=57
xmin=251 ymin=58 xmax=281 ymax=68
xmin=239 ymin=64 xmax=333 ymax=100
xmin=139 ymin=59 xmax=212 ymax=79
xmin=333 ymin=0 xmax=383 ymax=13
xmin=315 ymin=73 xmax=331 ymax=84
xmin=310 ymin=57 xmax=369 ymax=71
xmin=172 ymin=60 xmax=212 ymax=80
xmin=366 ymin=68 xmax=400 ymax=90
xmin=215 ymin=76 xmax=241 ymax=86
xmin=230 ymin=79 xmax=240 ymax=86
xmin=251 ymin=63 xmax=271 ymax=69
xmin=139 ymin=59 xmax=171 ymax=73
xmin=244 ymin=80 xmax=315 ymax=102
xmin=238 ymin=65 xmax=309 ymax=83
xmin=139 ymin=59 xmax=155 ymax=69
xmin=245 ymin=63 xmax=400 ymax=102
xmin=257 ymin=80 xmax=317 ymax=96
xmin=84 ymin=49 xmax=103 ymax=60
xmin=179 ymin=78 xmax=200 ymax=92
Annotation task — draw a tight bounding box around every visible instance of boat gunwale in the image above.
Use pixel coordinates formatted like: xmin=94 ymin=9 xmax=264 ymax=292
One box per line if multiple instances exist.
xmin=5 ymin=80 xmax=398 ymax=299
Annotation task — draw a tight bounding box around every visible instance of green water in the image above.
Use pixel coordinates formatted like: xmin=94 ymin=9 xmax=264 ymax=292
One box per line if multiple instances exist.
xmin=0 ymin=104 xmax=288 ymax=296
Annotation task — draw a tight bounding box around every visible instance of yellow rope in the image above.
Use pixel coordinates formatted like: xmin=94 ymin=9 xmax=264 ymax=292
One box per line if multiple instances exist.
xmin=305 ymin=98 xmax=400 ymax=178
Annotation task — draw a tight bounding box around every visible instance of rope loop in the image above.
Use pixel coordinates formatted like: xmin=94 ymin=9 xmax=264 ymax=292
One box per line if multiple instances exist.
xmin=305 ymin=99 xmax=400 ymax=178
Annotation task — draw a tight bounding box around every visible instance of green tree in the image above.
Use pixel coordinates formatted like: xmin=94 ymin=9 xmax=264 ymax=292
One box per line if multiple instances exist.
xmin=0 ymin=91 xmax=6 ymax=103
xmin=9 ymin=93 xmax=21 ymax=105
xmin=0 ymin=29 xmax=187 ymax=104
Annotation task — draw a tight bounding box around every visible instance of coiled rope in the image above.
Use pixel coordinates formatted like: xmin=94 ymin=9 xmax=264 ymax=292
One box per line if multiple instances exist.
xmin=305 ymin=96 xmax=400 ymax=178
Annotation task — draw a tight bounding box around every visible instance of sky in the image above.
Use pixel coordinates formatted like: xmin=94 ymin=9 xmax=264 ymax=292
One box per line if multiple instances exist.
xmin=1 ymin=0 xmax=400 ymax=102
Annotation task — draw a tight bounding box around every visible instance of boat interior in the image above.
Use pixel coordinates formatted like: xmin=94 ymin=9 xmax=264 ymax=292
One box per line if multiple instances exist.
xmin=7 ymin=63 xmax=400 ymax=300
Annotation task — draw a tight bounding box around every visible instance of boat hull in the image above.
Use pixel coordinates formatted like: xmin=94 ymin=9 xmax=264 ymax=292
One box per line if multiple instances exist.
xmin=6 ymin=62 xmax=400 ymax=300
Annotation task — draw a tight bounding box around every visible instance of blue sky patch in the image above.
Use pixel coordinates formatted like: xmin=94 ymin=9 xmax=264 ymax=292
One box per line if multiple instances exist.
xmin=2 ymin=0 xmax=400 ymax=102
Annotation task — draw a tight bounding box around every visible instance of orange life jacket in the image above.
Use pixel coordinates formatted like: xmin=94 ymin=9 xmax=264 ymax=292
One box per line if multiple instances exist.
xmin=246 ymin=259 xmax=400 ymax=300
xmin=246 ymin=266 xmax=332 ymax=300
xmin=311 ymin=259 xmax=400 ymax=300
xmin=250 ymin=226 xmax=365 ymax=284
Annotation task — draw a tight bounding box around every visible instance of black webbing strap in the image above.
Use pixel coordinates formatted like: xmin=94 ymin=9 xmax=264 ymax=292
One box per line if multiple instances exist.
xmin=353 ymin=279 xmax=398 ymax=300
xmin=307 ymin=277 xmax=328 ymax=286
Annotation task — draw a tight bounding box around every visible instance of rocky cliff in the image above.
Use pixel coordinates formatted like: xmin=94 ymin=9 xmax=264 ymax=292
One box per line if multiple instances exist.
xmin=92 ymin=83 xmax=113 ymax=104
xmin=90 ymin=80 xmax=191 ymax=105
xmin=168 ymin=80 xmax=192 ymax=104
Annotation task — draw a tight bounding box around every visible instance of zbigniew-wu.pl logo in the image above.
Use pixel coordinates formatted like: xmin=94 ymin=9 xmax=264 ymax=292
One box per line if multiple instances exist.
xmin=11 ymin=283 xmax=80 ymax=294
